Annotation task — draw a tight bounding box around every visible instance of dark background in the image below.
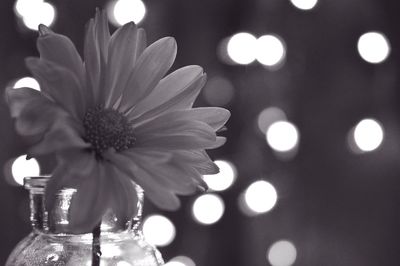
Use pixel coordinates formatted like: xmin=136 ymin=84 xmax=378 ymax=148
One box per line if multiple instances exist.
xmin=2 ymin=0 xmax=400 ymax=265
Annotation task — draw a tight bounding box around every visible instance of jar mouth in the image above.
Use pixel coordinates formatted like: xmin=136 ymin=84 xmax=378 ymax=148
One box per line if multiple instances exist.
xmin=24 ymin=175 xmax=144 ymax=234
xmin=24 ymin=176 xmax=51 ymax=190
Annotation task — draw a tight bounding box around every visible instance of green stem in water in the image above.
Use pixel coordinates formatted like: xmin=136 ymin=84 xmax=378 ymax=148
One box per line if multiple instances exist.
xmin=92 ymin=223 xmax=101 ymax=266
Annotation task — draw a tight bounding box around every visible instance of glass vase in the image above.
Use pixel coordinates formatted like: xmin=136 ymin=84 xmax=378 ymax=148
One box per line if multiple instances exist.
xmin=6 ymin=176 xmax=164 ymax=266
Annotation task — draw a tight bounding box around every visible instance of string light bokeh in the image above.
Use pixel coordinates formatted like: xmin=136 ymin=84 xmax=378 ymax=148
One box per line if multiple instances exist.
xmin=107 ymin=0 xmax=146 ymax=27
xmin=2 ymin=0 xmax=400 ymax=265
xmin=143 ymin=215 xmax=176 ymax=247
xmin=357 ymin=32 xmax=391 ymax=64
xmin=14 ymin=0 xmax=56 ymax=31
xmin=13 ymin=77 xmax=40 ymax=91
xmin=267 ymin=240 xmax=297 ymax=266
xmin=192 ymin=193 xmax=225 ymax=225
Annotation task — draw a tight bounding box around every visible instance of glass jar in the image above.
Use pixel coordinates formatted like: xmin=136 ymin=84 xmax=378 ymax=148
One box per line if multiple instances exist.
xmin=6 ymin=176 xmax=164 ymax=266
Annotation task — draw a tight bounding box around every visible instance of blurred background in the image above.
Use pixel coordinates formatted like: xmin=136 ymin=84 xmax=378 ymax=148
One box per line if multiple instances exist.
xmin=1 ymin=0 xmax=400 ymax=265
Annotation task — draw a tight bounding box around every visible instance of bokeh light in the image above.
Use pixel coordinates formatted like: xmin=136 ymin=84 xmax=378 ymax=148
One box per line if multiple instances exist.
xmin=257 ymin=107 xmax=287 ymax=134
xmin=166 ymin=256 xmax=196 ymax=266
xmin=13 ymin=77 xmax=40 ymax=91
xmin=11 ymin=155 xmax=40 ymax=186
xmin=143 ymin=214 xmax=176 ymax=247
xmin=290 ymin=0 xmax=318 ymax=10
xmin=107 ymin=0 xmax=146 ymax=27
xmin=192 ymin=194 xmax=225 ymax=225
xmin=15 ymin=0 xmax=56 ymax=31
xmin=14 ymin=0 xmax=42 ymax=18
xmin=353 ymin=118 xmax=384 ymax=152
xmin=203 ymin=160 xmax=237 ymax=192
xmin=202 ymin=76 xmax=235 ymax=106
xmin=357 ymin=32 xmax=390 ymax=64
xmin=267 ymin=240 xmax=297 ymax=266
xmin=227 ymin=32 xmax=257 ymax=65
xmin=243 ymin=180 xmax=278 ymax=214
xmin=255 ymin=35 xmax=286 ymax=68
xmin=266 ymin=121 xmax=299 ymax=152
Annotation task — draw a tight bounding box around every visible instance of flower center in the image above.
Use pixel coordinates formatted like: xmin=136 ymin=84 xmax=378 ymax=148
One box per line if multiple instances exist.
xmin=83 ymin=106 xmax=136 ymax=155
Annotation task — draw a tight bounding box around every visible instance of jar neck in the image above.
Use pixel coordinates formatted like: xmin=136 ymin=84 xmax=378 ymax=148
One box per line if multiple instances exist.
xmin=24 ymin=176 xmax=143 ymax=234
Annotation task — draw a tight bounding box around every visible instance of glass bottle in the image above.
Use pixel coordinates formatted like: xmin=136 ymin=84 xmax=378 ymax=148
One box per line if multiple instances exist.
xmin=6 ymin=176 xmax=164 ymax=266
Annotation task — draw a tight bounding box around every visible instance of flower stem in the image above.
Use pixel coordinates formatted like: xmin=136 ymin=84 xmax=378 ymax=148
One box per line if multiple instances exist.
xmin=91 ymin=222 xmax=101 ymax=266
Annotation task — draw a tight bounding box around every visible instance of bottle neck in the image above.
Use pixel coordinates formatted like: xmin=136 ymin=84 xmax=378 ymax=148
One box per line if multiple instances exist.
xmin=29 ymin=186 xmax=48 ymax=231
xmin=25 ymin=176 xmax=143 ymax=234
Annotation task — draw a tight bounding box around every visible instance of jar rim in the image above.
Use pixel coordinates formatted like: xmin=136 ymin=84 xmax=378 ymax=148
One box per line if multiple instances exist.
xmin=24 ymin=176 xmax=51 ymax=190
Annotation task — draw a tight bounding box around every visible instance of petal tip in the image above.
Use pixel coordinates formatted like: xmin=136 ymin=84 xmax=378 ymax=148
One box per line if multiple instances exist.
xmin=185 ymin=65 xmax=204 ymax=76
xmin=220 ymin=108 xmax=231 ymax=123
xmin=126 ymin=21 xmax=137 ymax=27
xmin=95 ymin=7 xmax=106 ymax=19
xmin=38 ymin=24 xmax=52 ymax=36
xmin=162 ymin=37 xmax=177 ymax=50
xmin=197 ymin=183 xmax=209 ymax=193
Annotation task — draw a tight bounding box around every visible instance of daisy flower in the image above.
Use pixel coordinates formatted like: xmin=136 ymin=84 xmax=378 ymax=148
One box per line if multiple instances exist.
xmin=6 ymin=10 xmax=230 ymax=233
